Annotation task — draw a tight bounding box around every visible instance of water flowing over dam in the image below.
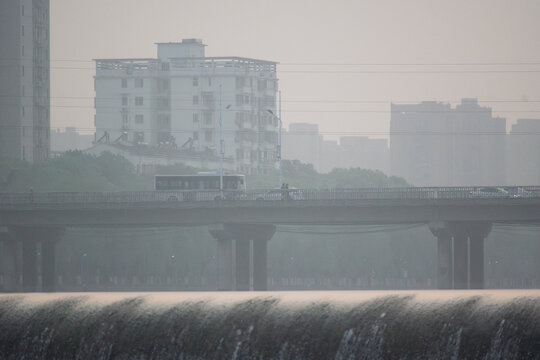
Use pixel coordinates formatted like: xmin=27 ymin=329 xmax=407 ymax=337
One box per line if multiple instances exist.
xmin=1 ymin=291 xmax=539 ymax=359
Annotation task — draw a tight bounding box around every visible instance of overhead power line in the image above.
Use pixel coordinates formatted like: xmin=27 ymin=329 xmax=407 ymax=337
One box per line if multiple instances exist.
xmin=2 ymin=94 xmax=540 ymax=104
xmin=2 ymin=124 xmax=538 ymax=137
xmin=3 ymin=102 xmax=540 ymax=113
xmin=3 ymin=57 xmax=540 ymax=66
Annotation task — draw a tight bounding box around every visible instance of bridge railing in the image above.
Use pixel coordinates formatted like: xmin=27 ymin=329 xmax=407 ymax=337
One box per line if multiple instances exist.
xmin=1 ymin=186 xmax=539 ymax=205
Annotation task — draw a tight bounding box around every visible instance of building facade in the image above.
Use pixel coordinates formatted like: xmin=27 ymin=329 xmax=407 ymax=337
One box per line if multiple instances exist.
xmin=390 ymin=99 xmax=506 ymax=186
xmin=0 ymin=0 xmax=50 ymax=162
xmin=94 ymin=39 xmax=279 ymax=175
xmin=506 ymin=119 xmax=540 ymax=185
xmin=282 ymin=123 xmax=321 ymax=171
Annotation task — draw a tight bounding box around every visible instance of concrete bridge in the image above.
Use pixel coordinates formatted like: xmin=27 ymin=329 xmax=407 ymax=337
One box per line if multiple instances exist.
xmin=1 ymin=187 xmax=540 ymax=292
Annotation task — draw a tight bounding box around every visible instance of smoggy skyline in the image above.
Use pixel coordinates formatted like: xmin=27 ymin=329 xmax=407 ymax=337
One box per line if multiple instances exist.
xmin=50 ymin=0 xmax=540 ymax=140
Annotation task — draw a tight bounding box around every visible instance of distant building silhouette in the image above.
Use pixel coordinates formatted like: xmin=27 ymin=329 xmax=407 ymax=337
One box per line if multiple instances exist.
xmin=0 ymin=0 xmax=50 ymax=162
xmin=283 ymin=123 xmax=390 ymax=174
xmin=340 ymin=136 xmax=389 ymax=174
xmin=282 ymin=123 xmax=321 ymax=171
xmin=506 ymin=119 xmax=540 ymax=185
xmin=51 ymin=127 xmax=93 ymax=153
xmin=390 ymin=99 xmax=506 ymax=186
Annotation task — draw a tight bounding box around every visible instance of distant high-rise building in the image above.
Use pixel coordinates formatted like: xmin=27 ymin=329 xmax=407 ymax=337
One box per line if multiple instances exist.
xmin=319 ymin=139 xmax=343 ymax=173
xmin=390 ymin=99 xmax=506 ymax=186
xmin=94 ymin=39 xmax=278 ymax=175
xmin=507 ymin=119 xmax=540 ymax=185
xmin=0 ymin=0 xmax=50 ymax=162
xmin=339 ymin=136 xmax=389 ymax=174
xmin=282 ymin=123 xmax=321 ymax=171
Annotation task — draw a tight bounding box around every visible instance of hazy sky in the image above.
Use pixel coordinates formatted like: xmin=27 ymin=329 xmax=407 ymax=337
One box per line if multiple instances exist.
xmin=50 ymin=0 xmax=540 ymax=140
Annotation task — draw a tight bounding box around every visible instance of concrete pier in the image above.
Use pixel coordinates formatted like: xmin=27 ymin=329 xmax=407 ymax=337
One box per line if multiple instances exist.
xmin=22 ymin=239 xmax=38 ymax=292
xmin=41 ymin=240 xmax=56 ymax=292
xmin=235 ymin=238 xmax=250 ymax=291
xmin=437 ymin=232 xmax=453 ymax=289
xmin=210 ymin=224 xmax=275 ymax=291
xmin=1 ymin=229 xmax=18 ymax=292
xmin=453 ymin=233 xmax=469 ymax=289
xmin=430 ymin=222 xmax=492 ymax=290
xmin=217 ymin=238 xmax=233 ymax=291
xmin=253 ymin=239 xmax=268 ymax=291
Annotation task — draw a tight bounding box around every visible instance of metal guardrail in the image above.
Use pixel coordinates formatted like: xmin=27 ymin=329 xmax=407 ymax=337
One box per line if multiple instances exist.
xmin=0 ymin=186 xmax=539 ymax=205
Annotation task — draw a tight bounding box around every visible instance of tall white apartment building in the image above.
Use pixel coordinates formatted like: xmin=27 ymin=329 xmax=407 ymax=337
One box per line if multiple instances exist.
xmin=94 ymin=39 xmax=279 ymax=174
xmin=0 ymin=0 xmax=50 ymax=162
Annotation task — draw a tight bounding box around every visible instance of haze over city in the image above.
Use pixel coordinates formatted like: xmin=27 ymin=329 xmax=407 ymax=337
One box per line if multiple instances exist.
xmin=51 ymin=0 xmax=540 ymax=137
xmin=1 ymin=0 xmax=540 ymax=358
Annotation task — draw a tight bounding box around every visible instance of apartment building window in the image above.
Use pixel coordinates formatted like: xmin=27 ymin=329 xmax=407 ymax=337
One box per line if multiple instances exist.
xmin=202 ymin=93 xmax=214 ymax=106
xmin=22 ymin=25 xmax=24 ymax=36
xmin=264 ymin=96 xmax=275 ymax=107
xmin=122 ymin=113 xmax=128 ymax=124
xmin=135 ymin=78 xmax=144 ymax=88
xmin=121 ymin=95 xmax=128 ymax=106
xmin=121 ymin=79 xmax=127 ymax=88
xmin=193 ymin=77 xmax=199 ymax=86
xmin=22 ymin=46 xmax=24 ymax=56
xmin=235 ymin=77 xmax=243 ymax=89
xmin=236 ymin=149 xmax=244 ymax=160
xmin=203 ymin=111 xmax=213 ymax=125
xmin=134 ymin=132 xmax=144 ymax=142
xmin=193 ymin=96 xmax=199 ymax=105
xmin=158 ymin=114 xmax=170 ymax=126
xmin=135 ymin=114 xmax=144 ymax=124
xmin=22 ymin=5 xmax=24 ymax=16
xmin=135 ymin=97 xmax=143 ymax=106
xmin=22 ymin=66 xmax=24 ymax=77
xmin=193 ymin=113 xmax=199 ymax=123
xmin=193 ymin=131 xmax=199 ymax=140
xmin=162 ymin=63 xmax=170 ymax=71
xmin=205 ymin=130 xmax=213 ymax=142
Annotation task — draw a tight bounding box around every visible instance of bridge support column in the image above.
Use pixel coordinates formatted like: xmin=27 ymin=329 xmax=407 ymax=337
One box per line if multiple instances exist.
xmin=12 ymin=227 xmax=63 ymax=292
xmin=252 ymin=225 xmax=275 ymax=291
xmin=217 ymin=239 xmax=234 ymax=291
xmin=430 ymin=222 xmax=492 ymax=290
xmin=211 ymin=224 xmax=276 ymax=291
xmin=430 ymin=224 xmax=453 ymax=289
xmin=235 ymin=237 xmax=250 ymax=291
xmin=209 ymin=228 xmax=234 ymax=291
xmin=41 ymin=238 xmax=57 ymax=293
xmin=453 ymin=232 xmax=469 ymax=289
xmin=22 ymin=239 xmax=38 ymax=292
xmin=469 ymin=223 xmax=491 ymax=289
xmin=253 ymin=239 xmax=267 ymax=291
xmin=1 ymin=228 xmax=18 ymax=292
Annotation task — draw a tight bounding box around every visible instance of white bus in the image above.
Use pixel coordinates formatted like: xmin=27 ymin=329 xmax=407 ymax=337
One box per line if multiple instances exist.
xmin=154 ymin=173 xmax=246 ymax=200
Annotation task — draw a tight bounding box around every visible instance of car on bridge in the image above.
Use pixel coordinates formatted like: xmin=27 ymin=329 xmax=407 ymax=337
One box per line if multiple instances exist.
xmin=255 ymin=188 xmax=302 ymax=201
xmin=469 ymin=187 xmax=510 ymax=198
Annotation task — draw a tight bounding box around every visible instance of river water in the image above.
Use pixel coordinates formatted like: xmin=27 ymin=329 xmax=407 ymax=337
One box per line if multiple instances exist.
xmin=0 ymin=291 xmax=539 ymax=359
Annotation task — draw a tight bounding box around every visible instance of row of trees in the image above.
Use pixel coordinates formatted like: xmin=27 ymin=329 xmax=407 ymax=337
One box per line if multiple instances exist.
xmin=0 ymin=151 xmax=408 ymax=193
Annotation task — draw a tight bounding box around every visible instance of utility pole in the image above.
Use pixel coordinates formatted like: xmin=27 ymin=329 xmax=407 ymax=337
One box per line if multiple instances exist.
xmin=267 ymin=90 xmax=283 ymax=188
xmin=278 ymin=90 xmax=282 ymax=187
xmin=219 ymin=84 xmax=223 ymax=195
